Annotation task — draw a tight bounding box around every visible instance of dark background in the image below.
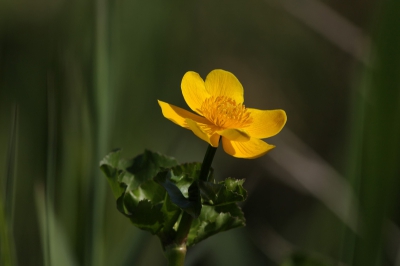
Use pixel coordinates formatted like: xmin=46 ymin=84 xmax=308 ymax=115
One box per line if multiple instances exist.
xmin=1 ymin=0 xmax=400 ymax=265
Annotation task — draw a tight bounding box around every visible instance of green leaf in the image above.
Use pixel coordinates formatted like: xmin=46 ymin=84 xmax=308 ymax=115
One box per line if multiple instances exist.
xmin=129 ymin=179 xmax=166 ymax=203
xmin=100 ymin=149 xmax=179 ymax=234
xmin=123 ymin=198 xmax=164 ymax=234
xmin=100 ymin=149 xmax=178 ymax=198
xmin=100 ymin=150 xmax=247 ymax=245
xmin=125 ymin=149 xmax=179 ymax=188
xmin=199 ymin=177 xmax=247 ymax=206
xmin=154 ymin=164 xmax=202 ymax=218
xmin=114 ymin=181 xmax=166 ymax=234
xmin=121 ymin=176 xmax=174 ymax=233
xmin=159 ymin=193 xmax=181 ymax=241
xmin=99 ymin=149 xmax=126 ymax=198
xmin=187 ymin=203 xmax=246 ymax=246
xmin=168 ymin=162 xmax=203 ymax=184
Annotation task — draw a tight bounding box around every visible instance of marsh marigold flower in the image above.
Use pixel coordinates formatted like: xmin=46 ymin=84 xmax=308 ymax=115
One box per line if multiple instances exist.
xmin=158 ymin=69 xmax=287 ymax=159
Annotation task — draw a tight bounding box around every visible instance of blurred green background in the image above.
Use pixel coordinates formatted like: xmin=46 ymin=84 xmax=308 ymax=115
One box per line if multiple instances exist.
xmin=1 ymin=0 xmax=400 ymax=265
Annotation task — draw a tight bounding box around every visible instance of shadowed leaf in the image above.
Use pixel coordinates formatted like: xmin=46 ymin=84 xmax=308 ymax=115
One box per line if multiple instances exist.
xmin=154 ymin=164 xmax=202 ymax=218
xmin=199 ymin=177 xmax=247 ymax=206
xmin=187 ymin=203 xmax=246 ymax=246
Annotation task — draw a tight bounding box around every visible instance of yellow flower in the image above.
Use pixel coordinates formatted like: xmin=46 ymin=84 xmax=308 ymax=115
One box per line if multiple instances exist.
xmin=158 ymin=69 xmax=287 ymax=159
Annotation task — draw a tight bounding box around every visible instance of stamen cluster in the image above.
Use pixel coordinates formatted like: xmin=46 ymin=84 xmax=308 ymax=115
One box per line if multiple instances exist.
xmin=201 ymin=96 xmax=252 ymax=128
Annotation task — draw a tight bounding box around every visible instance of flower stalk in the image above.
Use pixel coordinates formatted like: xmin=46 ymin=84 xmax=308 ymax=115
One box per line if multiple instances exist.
xmin=199 ymin=143 xmax=218 ymax=182
xmin=164 ymin=144 xmax=218 ymax=265
xmin=164 ymin=244 xmax=187 ymax=266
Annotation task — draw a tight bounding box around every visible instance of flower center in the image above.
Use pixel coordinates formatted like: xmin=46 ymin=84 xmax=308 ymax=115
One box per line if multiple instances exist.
xmin=200 ymin=96 xmax=252 ymax=128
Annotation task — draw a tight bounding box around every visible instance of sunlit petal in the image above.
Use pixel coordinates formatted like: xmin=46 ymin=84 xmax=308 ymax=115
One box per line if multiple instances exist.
xmin=222 ymin=137 xmax=275 ymax=159
xmin=204 ymin=69 xmax=244 ymax=104
xmin=244 ymin=109 xmax=287 ymax=139
xmin=218 ymin=128 xmax=250 ymax=142
xmin=186 ymin=119 xmax=220 ymax=147
xmin=158 ymin=100 xmax=208 ymax=128
xmin=159 ymin=69 xmax=287 ymax=159
xmin=181 ymin=71 xmax=210 ymax=115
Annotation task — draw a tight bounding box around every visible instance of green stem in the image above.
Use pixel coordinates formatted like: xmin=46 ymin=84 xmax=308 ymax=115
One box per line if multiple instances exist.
xmin=165 ymin=143 xmax=218 ymax=265
xmin=164 ymin=244 xmax=187 ymax=266
xmin=199 ymin=144 xmax=218 ymax=181
xmin=173 ymin=211 xmax=193 ymax=246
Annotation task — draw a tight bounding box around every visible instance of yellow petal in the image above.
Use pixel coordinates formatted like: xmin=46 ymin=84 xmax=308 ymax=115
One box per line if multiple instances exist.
xmin=158 ymin=100 xmax=208 ymax=128
xmin=222 ymin=137 xmax=275 ymax=159
xmin=244 ymin=109 xmax=287 ymax=139
xmin=181 ymin=71 xmax=210 ymax=115
xmin=204 ymin=69 xmax=244 ymax=104
xmin=218 ymin=128 xmax=250 ymax=142
xmin=186 ymin=118 xmax=220 ymax=147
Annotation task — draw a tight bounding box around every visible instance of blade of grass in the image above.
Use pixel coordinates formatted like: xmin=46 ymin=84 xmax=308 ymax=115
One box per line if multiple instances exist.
xmin=43 ymin=72 xmax=58 ymax=266
xmin=4 ymin=104 xmax=18 ymax=238
xmin=338 ymin=69 xmax=368 ymax=265
xmin=35 ymin=185 xmax=77 ymax=266
xmin=0 ymin=196 xmax=13 ymax=266
xmin=87 ymin=0 xmax=112 ymax=265
xmin=0 ymin=104 xmax=18 ymax=266
xmin=351 ymin=0 xmax=400 ymax=265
